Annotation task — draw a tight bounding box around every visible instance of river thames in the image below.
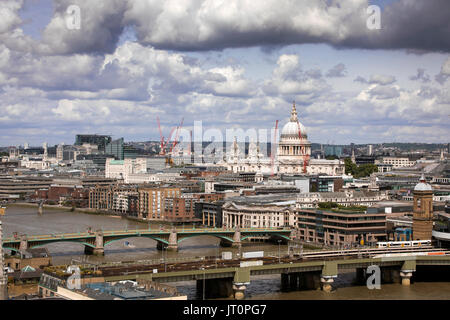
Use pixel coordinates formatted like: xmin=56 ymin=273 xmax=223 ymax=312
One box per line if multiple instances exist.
xmin=2 ymin=205 xmax=450 ymax=300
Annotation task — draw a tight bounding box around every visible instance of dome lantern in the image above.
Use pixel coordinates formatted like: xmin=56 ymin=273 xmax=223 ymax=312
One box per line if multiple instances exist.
xmin=414 ymin=173 xmax=432 ymax=191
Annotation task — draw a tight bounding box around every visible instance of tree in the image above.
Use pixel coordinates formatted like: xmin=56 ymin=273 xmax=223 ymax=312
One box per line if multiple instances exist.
xmin=318 ymin=202 xmax=338 ymax=209
xmin=344 ymin=158 xmax=377 ymax=178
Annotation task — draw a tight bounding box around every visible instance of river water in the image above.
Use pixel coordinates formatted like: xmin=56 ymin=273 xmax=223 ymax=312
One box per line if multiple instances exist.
xmin=2 ymin=205 xmax=450 ymax=300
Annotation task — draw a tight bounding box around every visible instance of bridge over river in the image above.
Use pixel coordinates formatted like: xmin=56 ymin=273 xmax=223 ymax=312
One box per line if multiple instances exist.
xmin=2 ymin=227 xmax=291 ymax=255
xmin=41 ymin=246 xmax=450 ymax=300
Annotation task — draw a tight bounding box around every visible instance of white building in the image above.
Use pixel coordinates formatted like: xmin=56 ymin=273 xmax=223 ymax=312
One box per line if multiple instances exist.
xmin=105 ymin=158 xmax=182 ymax=184
xmin=222 ymin=201 xmax=293 ymax=229
xmin=105 ymin=158 xmax=147 ymax=180
xmin=296 ymin=190 xmax=389 ymax=209
xmin=377 ymin=157 xmax=415 ymax=168
xmin=125 ymin=172 xmax=181 ymax=184
xmin=19 ymin=156 xmax=51 ymax=170
xmin=221 ymin=102 xmax=345 ymax=176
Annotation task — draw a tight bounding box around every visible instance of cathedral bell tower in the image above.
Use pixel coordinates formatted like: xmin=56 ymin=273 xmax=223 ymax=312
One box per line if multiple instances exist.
xmin=412 ymin=174 xmax=434 ymax=240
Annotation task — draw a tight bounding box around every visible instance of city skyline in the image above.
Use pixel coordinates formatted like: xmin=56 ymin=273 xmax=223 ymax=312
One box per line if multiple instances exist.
xmin=0 ymin=0 xmax=449 ymax=146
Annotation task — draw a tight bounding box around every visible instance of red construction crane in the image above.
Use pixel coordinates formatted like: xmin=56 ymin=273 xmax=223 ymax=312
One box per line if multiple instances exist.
xmin=169 ymin=117 xmax=184 ymax=153
xmin=296 ymin=116 xmax=309 ymax=173
xmin=155 ymin=117 xmax=184 ymax=167
xmin=156 ymin=116 xmax=165 ymax=155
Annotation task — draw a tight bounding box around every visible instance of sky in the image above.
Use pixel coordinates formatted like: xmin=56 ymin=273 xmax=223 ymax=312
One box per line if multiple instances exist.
xmin=0 ymin=0 xmax=449 ymax=147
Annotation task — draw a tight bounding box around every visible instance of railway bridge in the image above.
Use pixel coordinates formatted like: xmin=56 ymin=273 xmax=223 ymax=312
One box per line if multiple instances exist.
xmin=2 ymin=227 xmax=291 ymax=255
xmin=97 ymin=247 xmax=450 ymax=299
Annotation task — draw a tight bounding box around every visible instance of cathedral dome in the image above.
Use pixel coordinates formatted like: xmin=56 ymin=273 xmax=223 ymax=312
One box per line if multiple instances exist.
xmin=414 ymin=174 xmax=432 ymax=191
xmin=280 ymin=102 xmax=307 ymax=139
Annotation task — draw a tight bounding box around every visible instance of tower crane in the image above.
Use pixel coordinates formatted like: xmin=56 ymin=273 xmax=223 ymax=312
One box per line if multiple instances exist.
xmin=156 ymin=117 xmax=184 ymax=167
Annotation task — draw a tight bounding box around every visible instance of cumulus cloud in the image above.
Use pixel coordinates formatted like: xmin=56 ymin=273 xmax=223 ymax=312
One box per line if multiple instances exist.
xmin=435 ymin=56 xmax=450 ymax=84
xmin=1 ymin=0 xmax=447 ymax=55
xmin=410 ymin=68 xmax=430 ymax=83
xmin=326 ymin=63 xmax=347 ymax=78
xmin=0 ymin=0 xmax=23 ymax=34
xmin=0 ymin=1 xmax=448 ymax=145
xmin=263 ymin=54 xmax=330 ymax=103
xmin=368 ymin=85 xmax=400 ymax=100
xmin=121 ymin=0 xmax=450 ymax=53
xmin=39 ymin=0 xmax=128 ymax=55
xmin=355 ymin=74 xmax=396 ymax=85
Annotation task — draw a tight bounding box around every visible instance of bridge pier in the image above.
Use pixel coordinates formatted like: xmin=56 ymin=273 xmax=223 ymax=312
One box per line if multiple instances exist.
xmin=84 ymin=246 xmax=104 ymax=256
xmin=19 ymin=237 xmax=28 ymax=252
xmin=232 ymin=282 xmax=247 ymax=300
xmin=232 ymin=229 xmax=241 ymax=248
xmin=156 ymin=230 xmax=178 ymax=251
xmin=85 ymin=231 xmax=104 ymax=256
xmin=320 ymin=276 xmax=335 ymax=293
xmin=167 ymin=230 xmax=178 ymax=252
xmin=321 ymin=261 xmax=337 ymax=292
xmin=400 ymin=271 xmax=413 ymax=286
xmin=400 ymin=260 xmax=415 ymax=286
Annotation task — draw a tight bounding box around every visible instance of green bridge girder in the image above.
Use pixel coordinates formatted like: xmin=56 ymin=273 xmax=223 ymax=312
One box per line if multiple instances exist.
xmin=2 ymin=228 xmax=292 ymax=250
xmin=102 ymin=255 xmax=450 ymax=283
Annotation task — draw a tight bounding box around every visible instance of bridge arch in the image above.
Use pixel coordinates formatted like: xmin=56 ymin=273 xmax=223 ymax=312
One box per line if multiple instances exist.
xmin=240 ymin=234 xmax=291 ymax=242
xmin=30 ymin=240 xmax=96 ymax=250
xmin=103 ymin=235 xmax=169 ymax=246
xmin=176 ymin=234 xmax=234 ymax=244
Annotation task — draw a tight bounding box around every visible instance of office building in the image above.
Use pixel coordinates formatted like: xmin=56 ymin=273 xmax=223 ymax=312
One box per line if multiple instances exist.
xmin=75 ymin=134 xmax=112 ymax=152
xmin=293 ymin=208 xmax=387 ymax=246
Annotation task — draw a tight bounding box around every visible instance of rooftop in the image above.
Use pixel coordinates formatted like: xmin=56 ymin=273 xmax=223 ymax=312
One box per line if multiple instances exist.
xmin=75 ymin=281 xmax=177 ymax=300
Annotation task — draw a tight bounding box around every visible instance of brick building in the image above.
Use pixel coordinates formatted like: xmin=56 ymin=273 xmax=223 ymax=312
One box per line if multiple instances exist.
xmin=138 ymin=186 xmax=181 ymax=220
xmin=163 ymin=193 xmax=225 ymax=222
xmin=5 ymin=248 xmax=51 ymax=271
xmin=89 ymin=185 xmax=138 ymax=215
xmin=34 ymin=186 xmax=89 ymax=207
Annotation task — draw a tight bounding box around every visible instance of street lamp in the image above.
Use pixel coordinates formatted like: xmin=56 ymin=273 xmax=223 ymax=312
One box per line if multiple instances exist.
xmin=161 ymin=245 xmax=167 ymax=272
xmin=165 ymin=246 xmax=168 ymax=272
xmin=201 ymin=267 xmax=205 ymax=300
xmin=216 ymin=243 xmax=219 ymax=268
xmin=278 ymin=240 xmax=282 ymax=264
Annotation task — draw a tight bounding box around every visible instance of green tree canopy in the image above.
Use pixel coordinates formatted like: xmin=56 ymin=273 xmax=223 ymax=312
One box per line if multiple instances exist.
xmin=344 ymin=158 xmax=377 ymax=178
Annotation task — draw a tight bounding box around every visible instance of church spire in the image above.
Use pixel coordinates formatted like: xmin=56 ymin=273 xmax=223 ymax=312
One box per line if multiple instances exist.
xmin=290 ymin=100 xmax=298 ymax=122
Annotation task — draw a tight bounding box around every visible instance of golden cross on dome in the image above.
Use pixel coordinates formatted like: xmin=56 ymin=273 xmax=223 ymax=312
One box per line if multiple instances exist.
xmin=290 ymin=100 xmax=298 ymax=122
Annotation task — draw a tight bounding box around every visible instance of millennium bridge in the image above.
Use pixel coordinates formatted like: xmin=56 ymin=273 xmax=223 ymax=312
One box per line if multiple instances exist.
xmin=2 ymin=227 xmax=291 ymax=255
